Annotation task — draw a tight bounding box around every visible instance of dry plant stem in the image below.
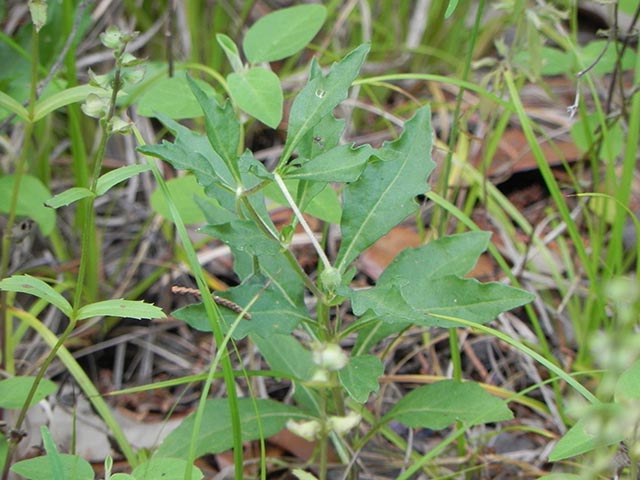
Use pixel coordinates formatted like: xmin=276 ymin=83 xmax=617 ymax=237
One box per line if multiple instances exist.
xmin=171 ymin=285 xmax=252 ymax=319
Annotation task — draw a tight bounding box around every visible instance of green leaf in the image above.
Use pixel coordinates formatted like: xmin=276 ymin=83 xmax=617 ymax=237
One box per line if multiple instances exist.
xmin=40 ymin=426 xmax=65 ymax=480
xmin=96 ymin=164 xmax=151 ymax=196
xmin=579 ymin=40 xmax=635 ymax=75
xmin=284 ymin=144 xmax=373 ymax=182
xmin=137 ymin=72 xmax=218 ymax=120
xmin=155 ymin=398 xmax=306 ymax=459
xmin=338 ymin=355 xmax=383 ymax=403
xmin=11 ymin=453 xmax=93 ymax=480
xmin=615 ymin=358 xmax=640 ymax=403
xmin=76 ymin=299 xmax=166 ymax=320
xmin=33 ymin=85 xmax=105 ymax=122
xmin=200 ymin=217 xmax=305 ymax=305
xmin=173 ymin=276 xmax=309 ymax=339
xmin=380 ymin=231 xmax=491 ymax=280
xmin=384 ymin=380 xmax=512 ymax=429
xmin=251 ymin=333 xmax=321 ymax=415
xmin=548 ymin=403 xmax=625 ymax=461
xmin=336 ymin=105 xmax=435 ymax=271
xmin=132 ymin=458 xmax=203 ymax=480
xmin=228 ymin=67 xmax=283 ymax=128
xmin=0 ymin=175 xmax=56 ymax=235
xmin=216 ymin=34 xmax=243 ymax=73
xmin=0 ymin=89 xmax=29 ymax=121
xmin=187 ymin=75 xmax=240 ymax=178
xmin=138 ymin=115 xmax=234 ymax=189
xmin=284 ymin=44 xmax=370 ymax=161
xmin=263 ymin=179 xmax=342 ymax=223
xmin=0 ymin=377 xmax=57 ymax=409
xmin=150 ymin=175 xmax=220 ymax=224
xmin=350 ymin=232 xmax=534 ymax=327
xmin=404 ymin=276 xmax=533 ymax=327
xmin=297 ymin=113 xmax=345 ymax=160
xmin=243 ymin=4 xmax=327 ymax=63
xmin=0 ymin=275 xmax=71 ymax=316
xmin=45 ymin=187 xmax=94 ymax=208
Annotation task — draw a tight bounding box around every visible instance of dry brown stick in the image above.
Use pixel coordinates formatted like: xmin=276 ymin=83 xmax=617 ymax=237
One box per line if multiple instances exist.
xmin=171 ymin=285 xmax=252 ymax=320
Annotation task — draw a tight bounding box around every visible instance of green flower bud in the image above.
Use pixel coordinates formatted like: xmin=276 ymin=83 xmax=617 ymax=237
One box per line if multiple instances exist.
xmin=320 ymin=266 xmax=341 ymax=293
xmin=100 ymin=26 xmax=124 ymax=50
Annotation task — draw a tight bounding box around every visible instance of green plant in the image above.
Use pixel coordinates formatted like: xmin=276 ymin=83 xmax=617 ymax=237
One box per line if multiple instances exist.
xmin=133 ymin=6 xmax=536 ymax=478
xmin=0 ymin=19 xmax=164 ymax=478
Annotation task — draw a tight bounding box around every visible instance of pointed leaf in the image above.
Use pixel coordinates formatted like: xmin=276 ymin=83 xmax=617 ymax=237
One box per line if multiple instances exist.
xmin=384 ymin=380 xmax=512 ymax=429
xmin=284 ymin=144 xmax=373 ymax=182
xmin=76 ymin=299 xmax=165 ymax=320
xmin=187 ymin=75 xmax=240 ymax=177
xmin=337 ymin=106 xmax=435 ymax=271
xmin=96 ymin=164 xmax=151 ymax=196
xmin=45 ymin=187 xmax=94 ymax=208
xmin=216 ymin=34 xmax=243 ymax=73
xmin=284 ymin=44 xmax=369 ymax=160
xmin=228 ymin=67 xmax=283 ymax=128
xmin=402 ymin=276 xmax=534 ymax=327
xmin=243 ymin=5 xmax=327 ymax=63
xmin=138 ymin=115 xmax=234 ymax=188
xmin=0 ymin=275 xmax=71 ymax=316
xmin=548 ymin=403 xmax=625 ymax=461
xmin=155 ymin=398 xmax=306 ymax=459
xmin=339 ymin=355 xmax=383 ymax=403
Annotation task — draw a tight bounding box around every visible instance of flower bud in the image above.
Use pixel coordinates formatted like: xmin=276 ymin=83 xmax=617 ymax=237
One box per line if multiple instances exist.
xmin=327 ymin=411 xmax=361 ymax=435
xmin=286 ymin=419 xmax=321 ymax=441
xmin=312 ymin=343 xmax=348 ymax=371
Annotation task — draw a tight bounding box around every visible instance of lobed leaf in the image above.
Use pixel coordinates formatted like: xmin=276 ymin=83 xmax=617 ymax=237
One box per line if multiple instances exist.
xmin=284 ymin=144 xmax=373 ymax=183
xmin=138 ymin=115 xmax=234 ymax=188
xmin=187 ymin=75 xmax=241 ymax=179
xmin=336 ymin=105 xmax=435 ymax=271
xmin=283 ymin=44 xmax=370 ymax=163
xmin=350 ymin=233 xmax=535 ymax=327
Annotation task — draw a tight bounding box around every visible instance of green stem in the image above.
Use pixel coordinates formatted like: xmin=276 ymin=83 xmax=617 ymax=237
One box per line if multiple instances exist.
xmin=1 ymin=23 xmax=41 ymax=478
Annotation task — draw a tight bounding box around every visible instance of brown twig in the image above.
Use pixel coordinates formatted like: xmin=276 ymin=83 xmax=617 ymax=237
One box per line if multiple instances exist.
xmin=171 ymin=285 xmax=252 ymax=320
